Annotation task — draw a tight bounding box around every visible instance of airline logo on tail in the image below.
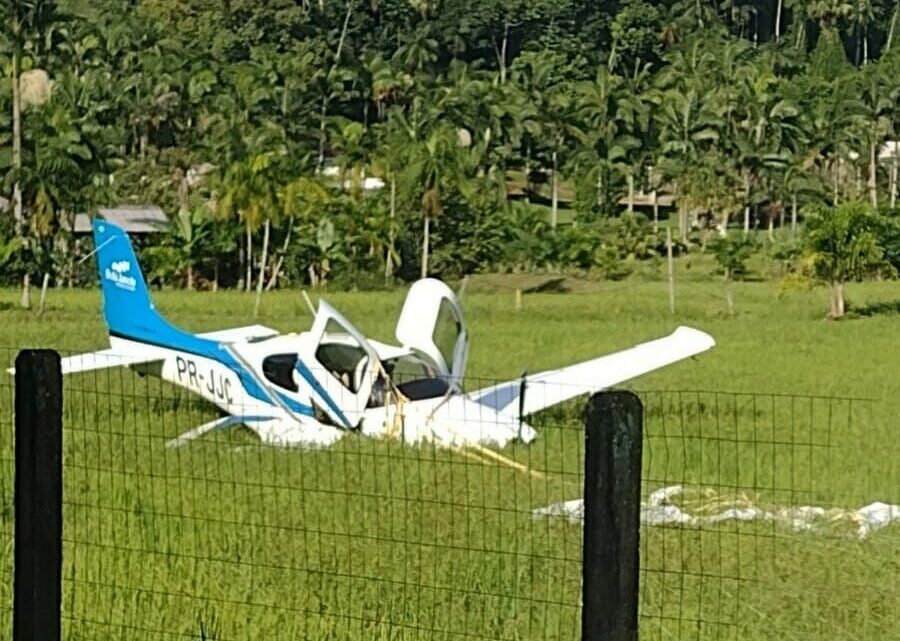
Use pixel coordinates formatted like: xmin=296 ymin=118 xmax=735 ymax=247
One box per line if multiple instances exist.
xmin=105 ymin=260 xmax=136 ymax=291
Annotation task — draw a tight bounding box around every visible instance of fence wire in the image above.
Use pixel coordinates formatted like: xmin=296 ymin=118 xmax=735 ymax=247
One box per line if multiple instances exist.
xmin=0 ymin=350 xmax=897 ymax=641
xmin=635 ymin=391 xmax=897 ymax=641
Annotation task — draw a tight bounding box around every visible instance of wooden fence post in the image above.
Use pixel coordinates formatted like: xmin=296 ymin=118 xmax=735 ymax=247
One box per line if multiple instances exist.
xmin=582 ymin=391 xmax=643 ymax=641
xmin=13 ymin=350 xmax=62 ymax=641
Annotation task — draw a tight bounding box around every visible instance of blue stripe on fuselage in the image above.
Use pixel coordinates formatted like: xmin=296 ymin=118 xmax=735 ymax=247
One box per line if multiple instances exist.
xmin=294 ymin=361 xmax=352 ymax=428
xmin=275 ymin=391 xmax=316 ymax=417
xmin=111 ymin=330 xmax=274 ymax=406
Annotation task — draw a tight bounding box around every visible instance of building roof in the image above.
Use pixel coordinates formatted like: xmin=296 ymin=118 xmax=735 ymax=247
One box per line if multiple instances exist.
xmin=67 ymin=205 xmax=169 ymax=233
xmin=617 ymin=192 xmax=676 ymax=208
xmin=879 ymin=141 xmax=900 ymax=161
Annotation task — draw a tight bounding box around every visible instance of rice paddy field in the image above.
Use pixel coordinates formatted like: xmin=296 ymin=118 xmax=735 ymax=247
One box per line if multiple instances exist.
xmin=0 ymin=266 xmax=897 ymax=640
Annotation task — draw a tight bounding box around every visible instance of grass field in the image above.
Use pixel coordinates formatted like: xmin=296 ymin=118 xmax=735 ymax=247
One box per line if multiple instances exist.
xmin=0 ymin=264 xmax=897 ymax=640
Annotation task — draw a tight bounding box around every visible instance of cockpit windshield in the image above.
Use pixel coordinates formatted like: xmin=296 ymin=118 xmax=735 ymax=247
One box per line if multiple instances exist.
xmin=368 ymin=353 xmax=450 ymax=406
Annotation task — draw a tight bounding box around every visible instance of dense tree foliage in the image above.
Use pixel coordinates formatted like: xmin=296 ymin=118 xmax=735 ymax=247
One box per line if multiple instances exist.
xmin=1 ymin=0 xmax=900 ymax=290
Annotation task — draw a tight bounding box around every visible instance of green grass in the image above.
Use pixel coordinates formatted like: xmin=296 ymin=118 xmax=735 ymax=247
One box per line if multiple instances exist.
xmin=0 ymin=268 xmax=897 ymax=640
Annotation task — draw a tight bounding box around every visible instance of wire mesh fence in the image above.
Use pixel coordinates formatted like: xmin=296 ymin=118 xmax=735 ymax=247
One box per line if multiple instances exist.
xmin=0 ymin=349 xmax=897 ymax=640
xmin=636 ymin=391 xmax=897 ymax=641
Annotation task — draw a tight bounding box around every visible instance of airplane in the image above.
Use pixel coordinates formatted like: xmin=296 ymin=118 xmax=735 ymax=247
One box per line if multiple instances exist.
xmin=39 ymin=219 xmax=715 ymax=451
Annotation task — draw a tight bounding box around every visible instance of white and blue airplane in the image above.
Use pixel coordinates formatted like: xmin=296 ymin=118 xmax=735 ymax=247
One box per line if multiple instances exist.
xmin=52 ymin=219 xmax=715 ymax=450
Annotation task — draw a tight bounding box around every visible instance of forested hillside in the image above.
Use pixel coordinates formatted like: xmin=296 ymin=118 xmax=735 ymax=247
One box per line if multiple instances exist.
xmin=2 ymin=0 xmax=899 ymax=291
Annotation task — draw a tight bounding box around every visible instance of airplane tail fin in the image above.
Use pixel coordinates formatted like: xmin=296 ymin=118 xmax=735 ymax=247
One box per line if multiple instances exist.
xmin=92 ymin=219 xmax=171 ymax=340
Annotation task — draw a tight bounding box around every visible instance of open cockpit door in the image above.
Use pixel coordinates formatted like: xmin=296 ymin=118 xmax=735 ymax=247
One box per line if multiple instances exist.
xmin=395 ymin=279 xmax=468 ymax=387
xmin=297 ymin=301 xmax=380 ymax=429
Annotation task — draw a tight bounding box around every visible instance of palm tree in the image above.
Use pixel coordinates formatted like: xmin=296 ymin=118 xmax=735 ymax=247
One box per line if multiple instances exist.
xmin=327 ymin=116 xmax=371 ymax=194
xmin=276 ymin=177 xmax=332 ymax=289
xmin=371 ymin=111 xmax=417 ymax=281
xmin=728 ymin=57 xmax=803 ymax=233
xmin=808 ymin=0 xmax=852 ymax=31
xmin=394 ymin=27 xmax=439 ymax=75
xmin=214 ymin=126 xmax=285 ymax=312
xmin=364 ymin=54 xmax=410 ymax=120
xmin=786 ymin=0 xmax=813 ymax=48
xmin=573 ymin=67 xmax=646 ymax=215
xmin=669 ymin=0 xmax=720 ymax=30
xmin=403 ymin=123 xmax=462 ymax=278
xmin=856 ymin=66 xmax=894 ymax=207
xmin=887 ymin=1 xmax=900 ymax=52
xmin=510 ymin=53 xmax=575 ymax=229
xmin=848 ymin=0 xmax=879 ymax=64
xmin=2 ymin=0 xmax=66 ymax=237
xmin=653 ymin=83 xmax=724 ymax=239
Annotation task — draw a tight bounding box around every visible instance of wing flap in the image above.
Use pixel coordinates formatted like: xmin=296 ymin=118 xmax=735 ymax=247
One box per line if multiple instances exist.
xmin=469 ymin=326 xmax=715 ymax=418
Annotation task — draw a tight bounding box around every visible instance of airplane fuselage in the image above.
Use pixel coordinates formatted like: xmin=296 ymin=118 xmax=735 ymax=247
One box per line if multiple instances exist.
xmin=55 ymin=220 xmax=713 ymax=452
xmin=118 ymin=335 xmax=533 ymax=448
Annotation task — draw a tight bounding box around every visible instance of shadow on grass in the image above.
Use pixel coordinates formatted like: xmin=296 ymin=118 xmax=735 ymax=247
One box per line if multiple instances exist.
xmin=523 ymin=277 xmax=568 ymax=294
xmin=848 ymin=299 xmax=900 ymax=317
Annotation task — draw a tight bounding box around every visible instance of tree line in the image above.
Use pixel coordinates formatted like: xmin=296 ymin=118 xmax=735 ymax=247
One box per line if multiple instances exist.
xmin=1 ymin=0 xmax=899 ymax=298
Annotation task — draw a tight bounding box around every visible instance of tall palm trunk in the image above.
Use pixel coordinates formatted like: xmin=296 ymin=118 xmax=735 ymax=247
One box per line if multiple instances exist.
xmin=421 ymin=215 xmax=430 ymax=279
xmin=551 ymin=150 xmax=559 ymax=230
xmin=245 ymin=224 xmax=253 ymax=292
xmin=266 ymin=216 xmax=293 ymax=291
xmin=67 ymin=211 xmax=76 ymax=286
xmin=627 ymin=173 xmax=634 ymax=213
xmin=317 ymin=1 xmax=353 ymax=170
xmin=498 ymin=19 xmax=509 ymax=84
xmin=253 ymin=218 xmax=270 ymax=318
xmin=385 ymin=176 xmax=396 ymax=283
xmin=833 ymin=159 xmax=841 ymax=204
xmin=743 ymin=170 xmax=751 ymax=233
xmin=674 ymin=181 xmax=687 ymax=243
xmin=795 ymin=20 xmax=805 ymax=49
xmin=791 ymin=193 xmax=798 ymax=234
xmin=12 ymin=51 xmax=23 ymax=236
xmin=869 ymin=141 xmax=878 ymax=207
xmin=775 ymin=0 xmax=783 ymax=39
xmin=888 ymin=4 xmax=899 ymax=52
xmin=891 ymin=150 xmax=898 ymax=208
xmin=830 ymin=282 xmax=845 ymax=318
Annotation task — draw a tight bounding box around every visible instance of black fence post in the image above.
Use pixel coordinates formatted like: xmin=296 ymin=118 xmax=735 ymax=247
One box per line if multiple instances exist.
xmin=582 ymin=391 xmax=643 ymax=641
xmin=13 ymin=350 xmax=62 ymax=641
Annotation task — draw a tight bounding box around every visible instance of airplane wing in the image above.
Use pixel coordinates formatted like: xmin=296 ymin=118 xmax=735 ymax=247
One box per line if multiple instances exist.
xmin=467 ymin=326 xmax=715 ymax=419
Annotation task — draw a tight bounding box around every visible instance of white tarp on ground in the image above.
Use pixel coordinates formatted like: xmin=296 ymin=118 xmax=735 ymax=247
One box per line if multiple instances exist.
xmin=533 ymin=485 xmax=900 ymax=541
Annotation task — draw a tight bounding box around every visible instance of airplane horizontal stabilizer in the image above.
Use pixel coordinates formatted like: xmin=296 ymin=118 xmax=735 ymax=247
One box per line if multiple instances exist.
xmin=7 ymin=347 xmax=164 ymax=376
